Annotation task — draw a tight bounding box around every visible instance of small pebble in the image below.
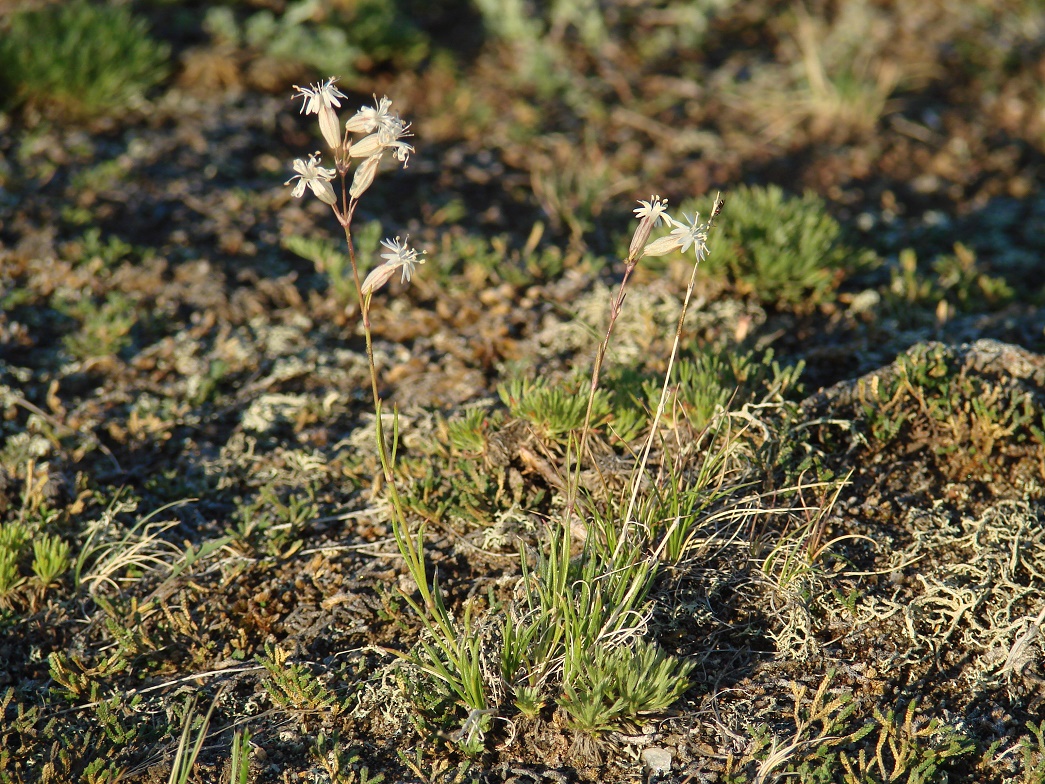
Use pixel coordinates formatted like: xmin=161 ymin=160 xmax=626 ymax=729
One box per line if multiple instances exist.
xmin=641 ymin=747 xmax=672 ymax=775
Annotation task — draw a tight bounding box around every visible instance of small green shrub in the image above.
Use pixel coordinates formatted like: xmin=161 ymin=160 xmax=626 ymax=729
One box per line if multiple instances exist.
xmin=445 ymin=407 xmax=495 ymax=455
xmin=839 ymin=701 xmax=975 ymax=782
xmin=1018 ymin=720 xmax=1045 ymax=783
xmin=0 ymin=547 xmax=24 ymax=599
xmin=887 ymin=243 xmax=1014 ymax=318
xmin=203 ymin=0 xmax=428 ymax=81
xmin=692 ymin=185 xmax=875 ymax=308
xmin=257 ymin=644 xmax=349 ymax=716
xmin=0 ymin=0 xmax=170 ymax=119
xmin=0 ymin=523 xmax=30 ymax=599
xmin=857 ymin=342 xmax=1036 ymax=477
xmin=311 ymin=731 xmax=385 ymax=784
xmin=560 ymin=639 xmax=693 ymax=735
xmin=499 ymin=374 xmax=612 ymax=441
xmin=0 ymin=521 xmax=30 ymax=554
xmin=499 ymin=371 xmax=647 ymax=444
xmin=431 ymin=229 xmax=576 ymax=288
xmin=472 ymin=0 xmax=725 ymax=91
xmin=57 ymin=290 xmax=138 ymax=360
xmin=32 ymin=534 xmax=70 ymax=585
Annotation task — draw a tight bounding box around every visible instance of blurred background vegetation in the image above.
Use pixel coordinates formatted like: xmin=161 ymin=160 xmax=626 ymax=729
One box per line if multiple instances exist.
xmin=2 ymin=0 xmax=1041 ymax=307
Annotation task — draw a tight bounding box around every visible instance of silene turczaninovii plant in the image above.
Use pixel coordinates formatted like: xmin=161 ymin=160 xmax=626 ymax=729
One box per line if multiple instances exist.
xmin=285 ymin=76 xmax=723 ymax=751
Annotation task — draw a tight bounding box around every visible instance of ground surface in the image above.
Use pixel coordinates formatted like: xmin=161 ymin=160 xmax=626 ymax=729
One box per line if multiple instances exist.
xmin=1 ymin=1 xmax=1045 ymax=782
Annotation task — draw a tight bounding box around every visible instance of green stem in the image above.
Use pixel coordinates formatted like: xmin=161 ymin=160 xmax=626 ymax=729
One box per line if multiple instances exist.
xmin=339 ymin=201 xmax=453 ymax=639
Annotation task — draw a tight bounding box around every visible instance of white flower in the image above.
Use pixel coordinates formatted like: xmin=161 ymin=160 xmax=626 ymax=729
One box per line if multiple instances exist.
xmin=628 ymin=194 xmax=669 ymax=261
xmin=386 ymin=134 xmax=413 ymax=164
xmin=633 ymin=195 xmax=669 ymax=226
xmin=345 ymin=96 xmax=414 ymax=166
xmin=293 ymin=77 xmax=347 ymax=115
xmin=293 ymin=78 xmax=347 ymax=150
xmin=345 ymin=95 xmax=395 ymax=134
xmin=379 ymin=235 xmax=424 ymax=283
xmin=361 ymin=236 xmax=426 ymax=296
xmin=285 ymin=153 xmax=337 ymax=206
xmin=668 ymin=211 xmax=709 ymax=258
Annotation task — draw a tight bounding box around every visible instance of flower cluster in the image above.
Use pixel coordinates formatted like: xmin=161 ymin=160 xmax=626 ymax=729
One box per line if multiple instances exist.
xmin=288 ymin=77 xmax=414 ymax=200
xmin=286 ymin=78 xmax=415 ymax=208
xmin=626 ymin=195 xmax=711 ymax=263
xmin=284 ymin=77 xmax=422 ymax=301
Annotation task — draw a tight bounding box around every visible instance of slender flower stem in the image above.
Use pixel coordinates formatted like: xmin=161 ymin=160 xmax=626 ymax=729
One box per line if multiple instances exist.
xmin=289 ymin=89 xmax=478 ymax=708
xmin=341 ymin=221 xmax=380 ymax=450
xmin=566 ymin=259 xmax=638 ymax=517
xmin=339 ymin=201 xmax=452 ymax=637
xmin=621 ymin=195 xmax=724 ymax=553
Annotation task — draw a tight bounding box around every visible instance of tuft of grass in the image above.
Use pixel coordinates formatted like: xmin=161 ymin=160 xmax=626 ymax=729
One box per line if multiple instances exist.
xmin=646 ymin=347 xmax=805 ymax=432
xmin=228 ymin=727 xmax=253 ymax=784
xmin=726 ymin=1 xmax=934 ymax=147
xmin=530 ymin=135 xmax=625 ymax=245
xmin=559 ymin=639 xmax=693 ymax=735
xmin=168 ymin=694 xmax=219 ymax=784
xmin=0 ymin=0 xmax=170 ymax=119
xmin=72 ymin=495 xmax=187 ymax=597
xmin=628 ymin=424 xmax=744 ymax=564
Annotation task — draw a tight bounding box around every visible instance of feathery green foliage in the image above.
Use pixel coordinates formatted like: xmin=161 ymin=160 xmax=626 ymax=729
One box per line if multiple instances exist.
xmin=696 ymin=185 xmax=875 ymax=308
xmin=0 ymin=1 xmax=170 ymax=118
xmin=560 ymin=639 xmax=694 ymax=734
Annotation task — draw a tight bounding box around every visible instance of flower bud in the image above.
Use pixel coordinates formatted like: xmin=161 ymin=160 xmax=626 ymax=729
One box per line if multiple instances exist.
xmin=640 ymin=234 xmax=683 ymax=258
xmin=311 ymin=178 xmax=338 ymax=206
xmin=349 ymin=133 xmax=383 ymax=158
xmin=360 ymin=261 xmax=398 ymax=296
xmin=350 ymin=154 xmax=383 ymax=198
xmin=318 ymin=104 xmax=342 ymax=151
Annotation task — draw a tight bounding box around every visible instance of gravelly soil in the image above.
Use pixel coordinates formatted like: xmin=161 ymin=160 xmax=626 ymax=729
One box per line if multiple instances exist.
xmin=2 ymin=2 xmax=1045 ymax=782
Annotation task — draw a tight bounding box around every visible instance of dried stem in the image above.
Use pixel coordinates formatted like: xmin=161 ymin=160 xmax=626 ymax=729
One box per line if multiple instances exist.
xmin=566 ymin=258 xmax=639 ymax=517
